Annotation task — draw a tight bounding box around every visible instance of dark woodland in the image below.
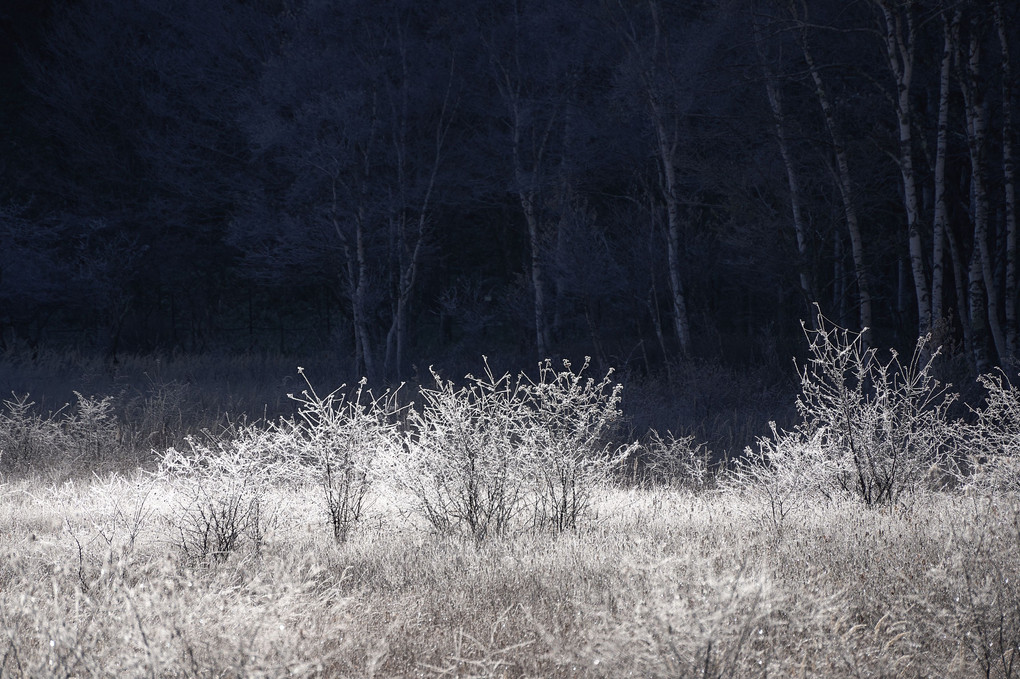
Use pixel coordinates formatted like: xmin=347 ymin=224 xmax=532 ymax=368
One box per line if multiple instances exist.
xmin=1 ymin=0 xmax=1018 ymax=449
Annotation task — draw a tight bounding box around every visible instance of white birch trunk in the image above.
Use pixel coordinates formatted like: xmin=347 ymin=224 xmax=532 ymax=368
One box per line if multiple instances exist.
xmin=383 ymin=45 xmax=452 ymax=380
xmin=931 ymin=10 xmax=955 ymax=326
xmin=754 ymin=18 xmax=815 ymax=312
xmin=650 ymin=104 xmax=692 ymax=356
xmin=994 ymin=1 xmax=1018 ymax=359
xmin=489 ymin=8 xmax=557 ymax=361
xmin=352 ymin=213 xmax=376 ymax=381
xmin=518 ymin=186 xmax=552 ymax=359
xmin=336 ymin=201 xmax=376 ymax=383
xmin=960 ymin=23 xmax=1007 ymax=363
xmin=799 ymin=30 xmax=873 ymax=340
xmin=945 ymin=213 xmax=976 ymax=370
xmin=509 ymin=95 xmax=555 ymax=360
xmin=969 ymin=242 xmax=990 ymax=373
xmin=876 ymin=0 xmax=930 ymax=334
xmin=640 ymin=0 xmax=691 ymax=355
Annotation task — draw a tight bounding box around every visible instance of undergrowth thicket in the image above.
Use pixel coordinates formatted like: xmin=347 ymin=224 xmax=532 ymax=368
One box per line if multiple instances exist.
xmin=0 ymin=319 xmax=1019 ymax=676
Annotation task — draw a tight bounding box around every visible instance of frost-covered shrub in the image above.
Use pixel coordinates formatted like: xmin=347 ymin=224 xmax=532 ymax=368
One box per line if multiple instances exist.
xmin=62 ymin=392 xmax=120 ymax=464
xmin=398 ymin=362 xmax=533 ymax=539
xmin=0 ymin=394 xmax=62 ymax=469
xmin=158 ymin=425 xmax=294 ymax=561
xmin=289 ymin=369 xmax=402 ymax=542
xmin=966 ymin=370 xmax=1020 ymax=492
xmin=740 ymin=316 xmax=957 ymax=506
xmin=0 ymin=392 xmax=119 ymax=471
xmin=396 ymin=358 xmax=632 ymax=538
xmin=524 ymin=359 xmax=635 ymax=530
xmin=633 ymin=429 xmax=710 ymax=490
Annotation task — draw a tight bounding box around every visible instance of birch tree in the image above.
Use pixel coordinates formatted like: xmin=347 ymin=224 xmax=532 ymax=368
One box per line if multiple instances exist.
xmin=611 ymin=0 xmax=697 ymax=356
xmin=993 ymin=0 xmax=1017 ymax=360
xmin=489 ymin=40 xmax=559 ymax=360
xmin=237 ymin=0 xmax=456 ymax=381
xmin=957 ymin=15 xmax=1007 ymax=366
xmin=753 ymin=13 xmax=816 ymax=315
xmin=928 ymin=8 xmax=980 ymax=369
xmin=789 ymin=0 xmax=874 ymax=342
xmin=929 ymin=8 xmax=955 ymax=328
xmin=873 ymin=0 xmax=930 ymax=335
xmin=381 ymin=24 xmax=455 ymax=380
xmin=481 ymin=0 xmax=597 ymax=360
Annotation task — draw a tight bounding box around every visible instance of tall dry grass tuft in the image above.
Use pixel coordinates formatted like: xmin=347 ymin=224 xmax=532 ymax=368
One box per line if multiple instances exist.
xmin=0 ymin=392 xmax=121 ymax=475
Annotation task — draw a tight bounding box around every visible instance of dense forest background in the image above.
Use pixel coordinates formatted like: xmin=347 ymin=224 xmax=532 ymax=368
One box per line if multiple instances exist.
xmin=0 ymin=0 xmax=1017 ymax=447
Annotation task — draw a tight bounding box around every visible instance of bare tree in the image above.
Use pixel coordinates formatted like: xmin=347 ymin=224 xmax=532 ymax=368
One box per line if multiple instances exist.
xmin=481 ymin=1 xmax=569 ymax=360
xmin=873 ymin=0 xmax=931 ymax=335
xmin=789 ymin=0 xmax=874 ymax=342
xmin=235 ymin=1 xmax=458 ymax=381
xmin=382 ymin=24 xmax=455 ymax=380
xmin=957 ymin=14 xmax=1007 ymax=366
xmin=480 ymin=0 xmax=609 ymax=360
xmin=993 ymin=0 xmax=1017 ymax=360
xmin=611 ymin=0 xmax=698 ymax=355
xmin=930 ymin=8 xmax=955 ymax=328
xmin=753 ymin=12 xmax=817 ymax=315
xmin=491 ymin=52 xmax=558 ymax=359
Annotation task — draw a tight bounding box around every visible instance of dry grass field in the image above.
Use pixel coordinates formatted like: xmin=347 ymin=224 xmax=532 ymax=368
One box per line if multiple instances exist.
xmin=0 ymin=477 xmax=1018 ymax=678
xmin=1 ymin=323 xmax=1019 ymax=677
